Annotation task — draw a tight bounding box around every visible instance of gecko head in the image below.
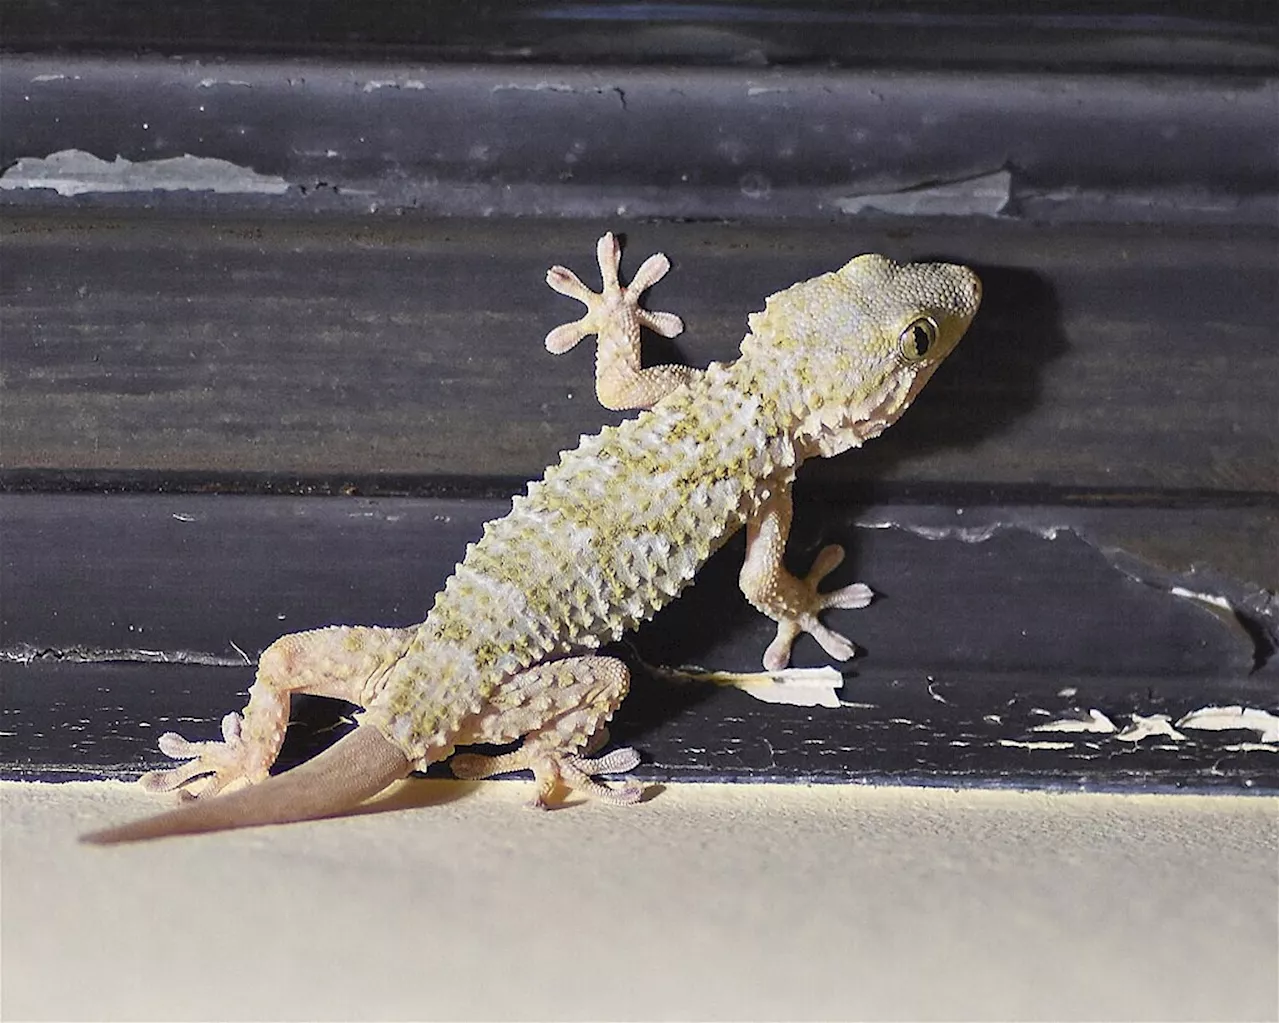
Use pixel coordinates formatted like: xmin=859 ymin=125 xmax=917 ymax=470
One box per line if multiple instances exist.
xmin=742 ymin=254 xmax=981 ymax=458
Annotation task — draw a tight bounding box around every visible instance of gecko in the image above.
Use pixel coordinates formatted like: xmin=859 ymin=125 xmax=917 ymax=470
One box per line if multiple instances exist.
xmin=84 ymin=233 xmax=980 ymax=843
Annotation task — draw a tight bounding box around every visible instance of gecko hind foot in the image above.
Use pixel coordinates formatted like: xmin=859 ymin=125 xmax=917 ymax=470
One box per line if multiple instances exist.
xmin=138 ymin=712 xmax=271 ymax=800
xmin=451 ymin=744 xmax=645 ymax=808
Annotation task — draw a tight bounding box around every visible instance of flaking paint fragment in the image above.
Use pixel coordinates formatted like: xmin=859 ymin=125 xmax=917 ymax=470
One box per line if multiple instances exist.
xmin=1033 ymin=709 xmax=1117 ymax=734
xmin=0 ymin=644 xmax=245 ymax=667
xmin=1115 ymin=714 xmax=1186 ymax=743
xmin=659 ymin=664 xmax=844 ymax=708
xmin=1177 ymin=706 xmax=1279 ymax=744
xmin=362 ymin=79 xmax=427 ymax=92
xmin=0 ymin=149 xmax=290 ymax=196
xmin=857 ymin=519 xmax=1065 ymax=544
xmin=833 ymin=169 xmax=1011 ymax=217
xmin=1170 ymin=587 xmax=1235 ymax=613
xmin=999 ymin=739 xmax=1074 ymax=751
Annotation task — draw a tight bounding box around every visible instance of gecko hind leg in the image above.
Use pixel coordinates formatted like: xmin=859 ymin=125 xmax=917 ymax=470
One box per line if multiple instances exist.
xmin=450 ymin=655 xmax=645 ymax=807
xmin=141 ymin=625 xmax=415 ymax=800
xmin=544 ymin=232 xmax=698 ymax=411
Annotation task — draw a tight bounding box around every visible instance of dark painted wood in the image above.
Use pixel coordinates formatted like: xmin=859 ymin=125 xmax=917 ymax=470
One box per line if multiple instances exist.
xmin=3 ymin=494 xmax=1274 ymax=790
xmin=5 ymin=660 xmax=1275 ymax=792
xmin=4 ymin=56 xmax=1274 ymax=224
xmin=1 ymin=30 xmax=1274 ymax=794
xmin=3 ymin=1 xmax=1271 ymax=71
xmin=3 ymin=215 xmax=1276 ymax=494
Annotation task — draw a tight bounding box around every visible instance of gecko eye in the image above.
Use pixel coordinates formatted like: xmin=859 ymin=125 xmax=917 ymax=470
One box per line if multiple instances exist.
xmin=897 ymin=317 xmax=938 ymax=362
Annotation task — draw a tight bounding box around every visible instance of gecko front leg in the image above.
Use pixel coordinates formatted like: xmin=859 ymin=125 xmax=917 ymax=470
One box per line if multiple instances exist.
xmin=544 ymin=232 xmax=698 ymax=410
xmin=142 ymin=625 xmax=414 ymax=799
xmin=740 ymin=481 xmax=874 ymax=671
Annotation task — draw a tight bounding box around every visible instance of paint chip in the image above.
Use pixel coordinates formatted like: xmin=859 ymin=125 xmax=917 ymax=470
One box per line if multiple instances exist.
xmin=661 ymin=665 xmax=844 ymax=708
xmin=0 ymin=149 xmax=290 ymax=196
xmin=1177 ymin=706 xmax=1279 ymax=744
xmin=833 ymin=169 xmax=1011 ymax=217
xmin=1115 ymin=714 xmax=1186 ymax=743
xmin=999 ymin=739 xmax=1075 ymax=751
xmin=1169 ymin=587 xmax=1235 ymax=612
xmin=1033 ymin=709 xmax=1117 ymax=734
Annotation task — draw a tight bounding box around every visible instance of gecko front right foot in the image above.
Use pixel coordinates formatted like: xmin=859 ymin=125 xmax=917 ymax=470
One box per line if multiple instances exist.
xmin=139 ymin=711 xmax=277 ymax=800
xmin=762 ymin=544 xmax=874 ymax=671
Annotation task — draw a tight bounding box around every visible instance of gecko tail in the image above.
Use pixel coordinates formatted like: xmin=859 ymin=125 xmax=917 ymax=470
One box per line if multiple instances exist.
xmin=81 ymin=725 xmax=412 ymax=845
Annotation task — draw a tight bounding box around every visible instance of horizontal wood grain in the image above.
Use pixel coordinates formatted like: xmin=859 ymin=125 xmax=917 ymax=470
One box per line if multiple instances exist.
xmin=3 ymin=215 xmax=1275 ymax=493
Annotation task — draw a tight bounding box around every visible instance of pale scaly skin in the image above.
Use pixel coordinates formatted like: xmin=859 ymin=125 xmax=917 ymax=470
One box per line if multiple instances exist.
xmin=84 ymin=235 xmax=980 ymax=843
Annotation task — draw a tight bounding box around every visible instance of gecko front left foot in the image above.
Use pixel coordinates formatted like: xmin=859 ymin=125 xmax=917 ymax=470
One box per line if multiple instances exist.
xmin=762 ymin=544 xmax=874 ymax=671
xmin=451 ymin=745 xmax=645 ymax=808
xmin=545 ymin=232 xmax=697 ymax=410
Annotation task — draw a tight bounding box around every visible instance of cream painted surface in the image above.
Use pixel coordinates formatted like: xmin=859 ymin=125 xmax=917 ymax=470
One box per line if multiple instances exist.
xmin=2 ymin=781 xmax=1275 ymax=1022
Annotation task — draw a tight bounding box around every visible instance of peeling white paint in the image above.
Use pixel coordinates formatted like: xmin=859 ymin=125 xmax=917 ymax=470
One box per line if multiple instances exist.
xmin=362 ymin=79 xmax=427 ymax=92
xmin=1222 ymin=742 xmax=1280 ymax=753
xmin=1115 ymin=714 xmax=1187 ymax=743
xmin=999 ymin=739 xmax=1074 ymax=751
xmin=833 ymin=169 xmax=1012 ymax=217
xmin=31 ymin=73 xmax=73 ymax=83
xmin=0 ymin=149 xmax=290 ymax=196
xmin=857 ymin=519 xmax=1066 ymax=544
xmin=198 ymin=78 xmax=251 ymax=88
xmin=660 ymin=665 xmax=843 ymax=708
xmin=491 ymin=82 xmax=575 ymax=93
xmin=1170 ymin=587 xmax=1235 ymax=613
xmin=1177 ymin=706 xmax=1279 ymax=744
xmin=1033 ymin=709 xmax=1117 ymax=734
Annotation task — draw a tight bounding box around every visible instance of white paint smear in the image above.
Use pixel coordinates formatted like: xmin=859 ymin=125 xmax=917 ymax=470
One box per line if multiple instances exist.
xmin=1177 ymin=706 xmax=1279 ymax=744
xmin=1033 ymin=709 xmax=1117 ymax=734
xmin=0 ymin=149 xmax=290 ymax=196
xmin=999 ymin=739 xmax=1074 ymax=751
xmin=1169 ymin=587 xmax=1235 ymax=612
xmin=663 ymin=665 xmax=844 ymax=708
xmin=362 ymin=79 xmax=427 ymax=92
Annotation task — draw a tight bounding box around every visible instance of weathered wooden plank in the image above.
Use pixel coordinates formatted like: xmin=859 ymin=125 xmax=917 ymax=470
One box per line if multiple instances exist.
xmin=3 ymin=493 xmax=1273 ymax=789
xmin=2 ymin=3 xmax=1271 ymax=72
xmin=2 ymin=57 xmax=1274 ymax=223
xmin=2 ymin=214 xmax=1276 ymax=492
xmin=5 ymin=659 xmax=1275 ymax=792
